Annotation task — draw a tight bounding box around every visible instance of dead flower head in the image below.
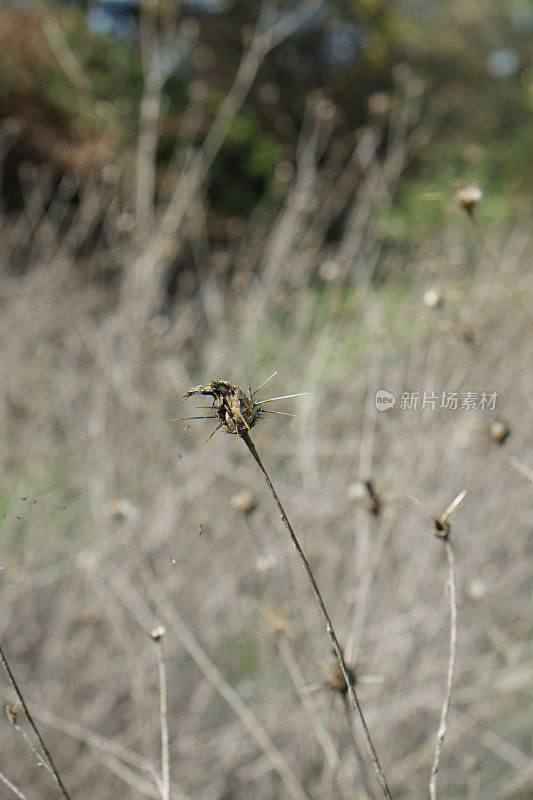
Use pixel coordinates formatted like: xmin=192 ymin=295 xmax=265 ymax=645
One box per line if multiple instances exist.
xmin=184 ymin=380 xmax=259 ymax=440
xmin=409 ymin=489 xmax=467 ymax=540
xmin=329 ymin=662 xmax=357 ymax=695
xmin=150 ymin=626 xmax=166 ymax=642
xmin=178 ymin=373 xmax=306 ymax=444
xmin=489 ymin=418 xmax=510 ymax=445
xmin=230 ymin=489 xmax=258 ymax=515
xmin=455 ymin=183 xmax=482 ymax=215
xmin=6 ymin=701 xmax=22 ymax=725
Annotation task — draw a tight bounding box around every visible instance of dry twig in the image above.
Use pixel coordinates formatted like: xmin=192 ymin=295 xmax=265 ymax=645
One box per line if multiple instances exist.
xmin=429 ymin=539 xmax=458 ymax=800
xmin=184 ymin=379 xmax=393 ymax=800
xmin=408 ymin=491 xmax=465 ymax=800
xmin=0 ymin=642 xmax=71 ymax=800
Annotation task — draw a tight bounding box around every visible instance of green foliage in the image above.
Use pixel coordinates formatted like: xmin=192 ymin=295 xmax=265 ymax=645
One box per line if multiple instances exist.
xmin=1 ymin=0 xmax=531 ymax=240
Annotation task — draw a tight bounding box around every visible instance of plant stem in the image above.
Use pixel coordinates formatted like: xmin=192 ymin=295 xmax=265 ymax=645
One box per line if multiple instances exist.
xmin=240 ymin=430 xmax=393 ymax=800
xmin=155 ymin=640 xmax=170 ymax=800
xmin=0 ymin=641 xmax=72 ymax=800
xmin=0 ymin=768 xmax=31 ymax=800
xmin=429 ymin=539 xmax=458 ymax=800
xmin=341 ymin=694 xmax=377 ymax=800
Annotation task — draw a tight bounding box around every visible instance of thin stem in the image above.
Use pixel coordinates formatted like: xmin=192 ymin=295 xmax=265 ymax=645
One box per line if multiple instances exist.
xmin=429 ymin=539 xmax=458 ymax=800
xmin=155 ymin=640 xmax=170 ymax=800
xmin=0 ymin=641 xmax=72 ymax=800
xmin=240 ymin=431 xmax=393 ymax=800
xmin=341 ymin=694 xmax=377 ymax=800
xmin=275 ymin=634 xmax=342 ymax=774
xmin=10 ymin=716 xmax=56 ymax=781
xmin=0 ymin=769 xmax=31 ymax=800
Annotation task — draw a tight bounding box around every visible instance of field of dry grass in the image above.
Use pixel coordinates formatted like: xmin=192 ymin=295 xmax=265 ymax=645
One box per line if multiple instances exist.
xmin=0 ymin=9 xmax=532 ymax=799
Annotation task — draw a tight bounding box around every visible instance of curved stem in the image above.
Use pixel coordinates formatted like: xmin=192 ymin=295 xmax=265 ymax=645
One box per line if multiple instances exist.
xmin=241 ymin=430 xmax=393 ymax=800
xmin=0 ymin=642 xmax=71 ymax=800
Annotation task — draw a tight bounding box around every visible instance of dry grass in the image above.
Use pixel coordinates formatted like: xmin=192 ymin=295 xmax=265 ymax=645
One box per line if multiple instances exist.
xmin=0 ymin=6 xmax=532 ymax=799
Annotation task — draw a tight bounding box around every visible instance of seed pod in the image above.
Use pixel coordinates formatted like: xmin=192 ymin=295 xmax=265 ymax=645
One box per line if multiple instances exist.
xmin=456 ymin=184 xmax=482 ymax=214
xmin=329 ymin=663 xmax=357 ymax=694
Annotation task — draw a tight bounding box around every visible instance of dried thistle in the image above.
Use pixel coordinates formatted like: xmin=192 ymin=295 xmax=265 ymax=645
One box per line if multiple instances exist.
xmin=184 ymin=380 xmax=259 ymax=439
xmin=230 ymin=489 xmax=258 ymax=515
xmin=364 ymin=480 xmax=382 ymax=516
xmin=329 ymin=662 xmax=357 ymax=695
xmin=184 ymin=375 xmax=393 ymax=800
xmin=348 ymin=478 xmax=392 ymax=516
xmin=423 ymin=286 xmax=444 ymax=309
xmin=407 ymin=490 xmax=463 ymax=800
xmin=455 ymin=183 xmax=482 ymax=215
xmin=6 ymin=701 xmax=21 ymax=725
xmin=489 ymin=419 xmax=510 ymax=445
xmin=179 ymin=373 xmax=305 ymax=444
xmin=408 ymin=489 xmax=467 ymax=539
xmin=150 ymin=626 xmax=166 ymax=642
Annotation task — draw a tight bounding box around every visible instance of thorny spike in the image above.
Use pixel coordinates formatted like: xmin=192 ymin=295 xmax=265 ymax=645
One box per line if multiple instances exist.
xmin=163 ymin=416 xmax=217 ymax=422
xmin=262 ymin=410 xmax=301 ymax=418
xmin=441 ymin=489 xmax=467 ymax=523
xmin=203 ymin=423 xmax=224 ymax=445
xmin=252 ymin=371 xmax=278 ymax=396
xmin=256 ymin=393 xmax=309 ymax=404
xmin=409 ymin=490 xmax=467 ymax=539
xmin=407 ymin=493 xmax=434 ymax=521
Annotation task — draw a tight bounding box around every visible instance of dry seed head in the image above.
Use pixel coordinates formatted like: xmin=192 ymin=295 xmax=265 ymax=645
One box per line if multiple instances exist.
xmin=150 ymin=626 xmax=166 ymax=641
xmin=183 ymin=376 xmax=306 ymax=441
xmin=364 ymin=480 xmax=382 ymax=516
xmin=423 ymin=286 xmax=443 ymax=308
xmin=456 ymin=183 xmax=482 ymax=214
xmin=230 ymin=489 xmax=258 ymax=515
xmin=6 ymin=701 xmax=22 ymax=725
xmin=348 ymin=479 xmax=381 ymax=515
xmin=105 ymin=498 xmax=139 ymax=523
xmin=458 ymin=322 xmax=477 ymax=342
xmin=184 ymin=380 xmax=260 ymax=435
xmin=434 ymin=518 xmax=451 ymax=538
xmin=490 ymin=419 xmax=510 ymax=445
xmin=255 ymin=600 xmax=291 ymax=634
xmin=329 ymin=663 xmax=357 ymax=694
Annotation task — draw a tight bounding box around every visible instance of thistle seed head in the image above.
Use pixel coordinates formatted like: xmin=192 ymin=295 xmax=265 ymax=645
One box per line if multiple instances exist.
xmin=490 ymin=419 xmax=510 ymax=445
xmin=181 ymin=375 xmax=306 ymax=443
xmin=230 ymin=489 xmax=258 ymax=514
xmin=184 ymin=380 xmax=260 ymax=435
xmin=329 ymin=663 xmax=357 ymax=694
xmin=456 ymin=183 xmax=482 ymax=214
xmin=150 ymin=626 xmax=166 ymax=641
xmin=434 ymin=519 xmax=451 ymax=538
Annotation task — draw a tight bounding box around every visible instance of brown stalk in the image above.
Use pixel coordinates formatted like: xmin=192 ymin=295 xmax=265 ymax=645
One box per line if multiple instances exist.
xmin=0 ymin=768 xmax=30 ymax=800
xmin=183 ymin=379 xmax=393 ymax=799
xmin=152 ymin=631 xmax=170 ymax=800
xmin=240 ymin=429 xmax=393 ymax=800
xmin=408 ymin=491 xmax=464 ymax=800
xmin=429 ymin=539 xmax=458 ymax=800
xmin=0 ymin=641 xmax=72 ymax=800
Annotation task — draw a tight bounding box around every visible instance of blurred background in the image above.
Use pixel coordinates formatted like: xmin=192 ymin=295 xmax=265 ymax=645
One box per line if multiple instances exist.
xmin=0 ymin=1 xmax=532 ymax=799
